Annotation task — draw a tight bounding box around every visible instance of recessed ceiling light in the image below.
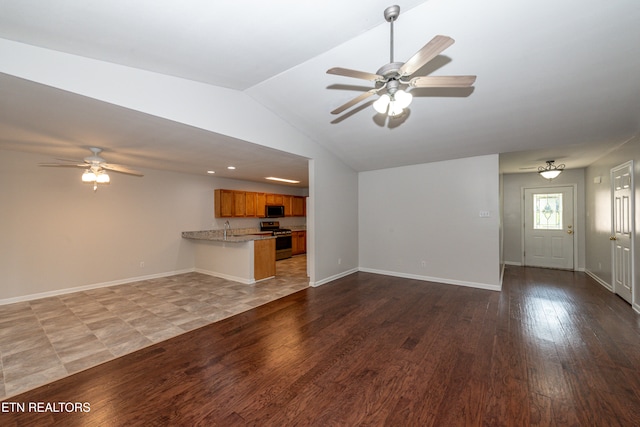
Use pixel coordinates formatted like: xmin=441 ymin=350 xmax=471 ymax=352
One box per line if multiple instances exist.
xmin=265 ymin=177 xmax=300 ymax=184
xmin=207 ymin=170 xmax=215 ymax=174
xmin=227 ymin=166 xmax=236 ymax=170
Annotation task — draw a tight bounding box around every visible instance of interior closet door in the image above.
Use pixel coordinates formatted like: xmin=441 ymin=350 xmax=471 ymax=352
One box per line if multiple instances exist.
xmin=611 ymin=162 xmax=634 ymax=304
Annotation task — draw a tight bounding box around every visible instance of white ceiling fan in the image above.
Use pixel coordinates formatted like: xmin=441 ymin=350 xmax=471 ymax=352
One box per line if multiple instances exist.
xmin=327 ymin=5 xmax=476 ymax=117
xmin=39 ymin=147 xmax=143 ymax=191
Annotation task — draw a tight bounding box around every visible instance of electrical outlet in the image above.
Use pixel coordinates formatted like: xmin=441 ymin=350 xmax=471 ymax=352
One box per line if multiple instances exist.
xmin=338 ymin=258 xmax=342 ymax=265
xmin=421 ymin=260 xmax=426 ymax=267
xmin=139 ymin=261 xmax=145 ymax=268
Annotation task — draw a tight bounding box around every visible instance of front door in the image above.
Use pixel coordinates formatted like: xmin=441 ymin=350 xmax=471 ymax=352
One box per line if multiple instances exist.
xmin=523 ymin=186 xmax=575 ymax=269
xmin=611 ymin=162 xmax=634 ymax=304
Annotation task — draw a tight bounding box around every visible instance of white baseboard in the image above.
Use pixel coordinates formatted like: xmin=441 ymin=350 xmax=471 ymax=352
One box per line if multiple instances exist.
xmin=503 ymin=261 xmax=585 ymax=272
xmin=358 ymin=267 xmax=501 ymax=292
xmin=585 ymin=269 xmax=613 ymax=291
xmin=0 ymin=268 xmax=195 ymax=306
xmin=503 ymin=261 xmax=585 ymax=271
xmin=310 ymin=268 xmax=358 ymax=287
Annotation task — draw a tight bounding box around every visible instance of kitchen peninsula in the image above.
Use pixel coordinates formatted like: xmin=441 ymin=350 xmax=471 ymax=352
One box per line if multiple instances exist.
xmin=182 ymin=230 xmax=276 ymax=284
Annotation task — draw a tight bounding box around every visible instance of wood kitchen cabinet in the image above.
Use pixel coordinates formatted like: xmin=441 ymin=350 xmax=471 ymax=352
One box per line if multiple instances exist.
xmin=233 ymin=191 xmax=246 ymax=216
xmin=214 ymin=189 xmax=234 ymax=217
xmin=256 ymin=193 xmax=266 ymax=217
xmin=266 ymin=193 xmax=284 ymax=206
xmin=276 ymin=195 xmax=305 ymax=217
xmin=216 ymin=189 xmax=306 ymax=218
xmin=254 ymin=238 xmax=276 ymax=280
xmin=215 ymin=189 xmax=249 ymax=217
xmin=292 ymin=230 xmax=306 ymax=255
xmin=283 ymin=195 xmax=292 ymax=216
xmin=245 ymin=192 xmax=257 ymax=217
xmin=292 ymin=196 xmax=305 ymax=217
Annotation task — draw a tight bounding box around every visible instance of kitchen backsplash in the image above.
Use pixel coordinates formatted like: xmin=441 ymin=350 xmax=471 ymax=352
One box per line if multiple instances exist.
xmin=211 ymin=216 xmax=306 ymax=231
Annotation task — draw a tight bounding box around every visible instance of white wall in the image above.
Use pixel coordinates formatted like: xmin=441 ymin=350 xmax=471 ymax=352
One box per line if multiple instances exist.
xmin=0 ymin=39 xmax=360 ymax=288
xmin=310 ymin=155 xmax=360 ymax=285
xmin=358 ymin=154 xmax=501 ymax=290
xmin=0 ymin=149 xmax=308 ymax=302
xmin=502 ymin=168 xmax=586 ymax=269
xmin=584 ymin=135 xmax=640 ymax=312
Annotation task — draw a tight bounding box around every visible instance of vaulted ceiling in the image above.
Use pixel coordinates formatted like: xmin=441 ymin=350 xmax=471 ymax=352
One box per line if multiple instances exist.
xmin=1 ymin=0 xmax=639 ymax=185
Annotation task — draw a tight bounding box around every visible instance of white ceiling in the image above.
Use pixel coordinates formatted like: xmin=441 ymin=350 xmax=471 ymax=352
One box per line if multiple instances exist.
xmin=0 ymin=73 xmax=310 ymax=185
xmin=0 ymin=0 xmax=639 ymax=184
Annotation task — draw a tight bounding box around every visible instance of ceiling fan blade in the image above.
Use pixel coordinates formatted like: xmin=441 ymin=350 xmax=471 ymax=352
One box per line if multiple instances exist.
xmin=39 ymin=163 xmax=89 ymax=168
xmin=54 ymin=157 xmax=86 ymax=163
xmin=399 ymin=35 xmax=455 ymax=77
xmin=409 ymin=75 xmax=477 ymax=88
xmin=101 ymin=163 xmax=144 ymax=177
xmin=327 ymin=67 xmax=383 ymax=82
xmin=331 ymin=89 xmax=379 ymax=115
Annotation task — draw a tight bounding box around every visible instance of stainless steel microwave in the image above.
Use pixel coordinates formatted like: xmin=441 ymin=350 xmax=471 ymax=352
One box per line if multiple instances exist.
xmin=265 ymin=205 xmax=285 ymax=218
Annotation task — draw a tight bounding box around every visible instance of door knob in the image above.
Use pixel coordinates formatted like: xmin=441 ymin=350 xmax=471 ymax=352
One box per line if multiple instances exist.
xmin=610 ymin=236 xmax=617 ymax=241
xmin=567 ymin=230 xmax=573 ymax=234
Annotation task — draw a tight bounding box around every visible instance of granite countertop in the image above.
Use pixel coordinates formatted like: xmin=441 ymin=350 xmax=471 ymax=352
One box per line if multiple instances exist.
xmin=182 ymin=230 xmax=276 ymax=243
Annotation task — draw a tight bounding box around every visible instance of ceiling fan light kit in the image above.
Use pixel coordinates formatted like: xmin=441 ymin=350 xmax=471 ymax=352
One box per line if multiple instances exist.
xmin=538 ymin=160 xmax=565 ymax=180
xmin=372 ymin=79 xmax=413 ymax=116
xmin=81 ymin=170 xmax=111 ymax=184
xmin=81 ymin=170 xmax=97 ymax=183
xmin=82 ymin=169 xmax=110 ymax=191
xmin=327 ymin=5 xmax=476 ymax=118
xmin=96 ymin=173 xmax=110 ymax=184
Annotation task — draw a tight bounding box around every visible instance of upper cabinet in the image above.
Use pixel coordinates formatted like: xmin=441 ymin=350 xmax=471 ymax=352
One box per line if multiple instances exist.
xmin=265 ymin=193 xmax=284 ymax=206
xmin=233 ymin=191 xmax=246 ymax=217
xmin=283 ymin=195 xmax=292 ymax=217
xmin=214 ymin=189 xmax=234 ymax=217
xmin=245 ymin=192 xmax=258 ymax=217
xmin=215 ymin=189 xmax=306 ymax=218
xmin=291 ymin=196 xmax=305 ymax=217
xmin=256 ymin=193 xmax=266 ymax=217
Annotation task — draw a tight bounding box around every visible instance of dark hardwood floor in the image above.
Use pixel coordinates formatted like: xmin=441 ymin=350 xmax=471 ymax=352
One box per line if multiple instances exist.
xmin=2 ymin=266 xmax=639 ymax=426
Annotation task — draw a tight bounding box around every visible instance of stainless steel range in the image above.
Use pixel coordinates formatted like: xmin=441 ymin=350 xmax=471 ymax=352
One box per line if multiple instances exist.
xmin=260 ymin=221 xmax=292 ymax=260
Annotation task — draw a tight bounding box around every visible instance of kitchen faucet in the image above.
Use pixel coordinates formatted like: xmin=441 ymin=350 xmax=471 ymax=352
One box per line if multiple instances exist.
xmin=224 ymin=220 xmax=230 ymax=240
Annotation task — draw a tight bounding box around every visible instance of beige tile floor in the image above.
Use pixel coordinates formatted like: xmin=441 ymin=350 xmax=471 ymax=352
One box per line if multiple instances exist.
xmin=0 ymin=255 xmax=308 ymax=400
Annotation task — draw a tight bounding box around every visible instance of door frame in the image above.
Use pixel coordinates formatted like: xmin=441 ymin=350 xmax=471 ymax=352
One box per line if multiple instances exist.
xmin=520 ymin=184 xmax=578 ymax=270
xmin=610 ymin=160 xmax=635 ymax=305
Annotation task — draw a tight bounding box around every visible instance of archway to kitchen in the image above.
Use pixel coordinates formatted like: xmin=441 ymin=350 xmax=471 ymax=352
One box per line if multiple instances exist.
xmin=206 ymin=147 xmax=313 ymax=289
